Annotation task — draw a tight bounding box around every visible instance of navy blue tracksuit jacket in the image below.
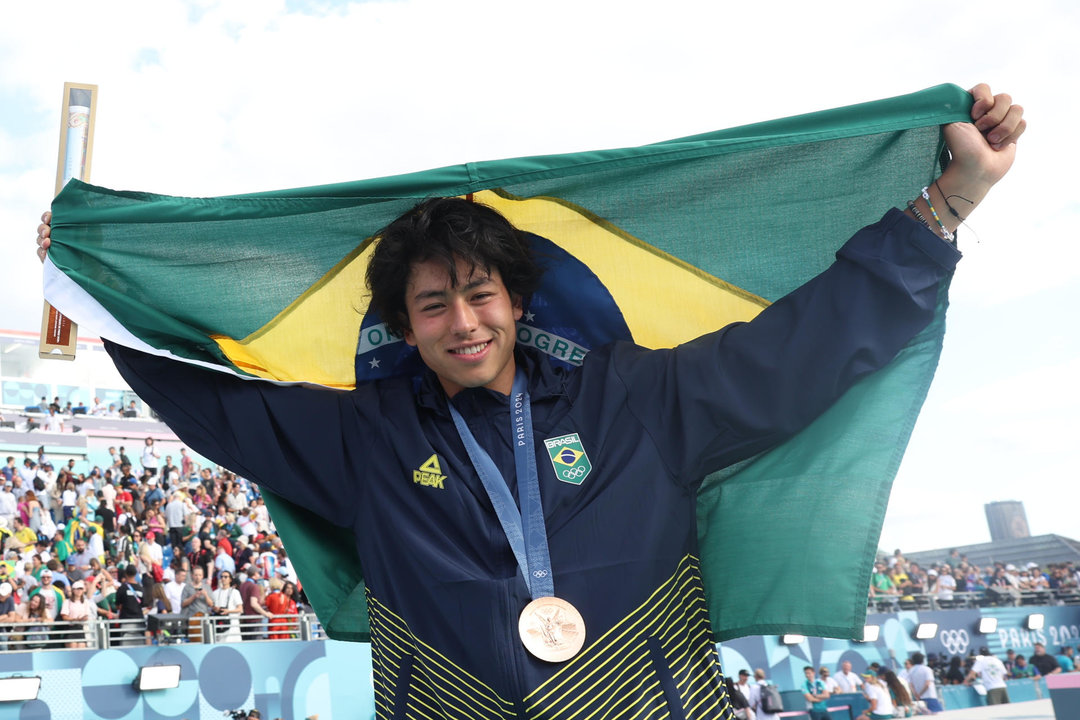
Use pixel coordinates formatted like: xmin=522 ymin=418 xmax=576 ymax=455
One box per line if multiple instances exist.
xmin=108 ymin=209 xmax=960 ymax=719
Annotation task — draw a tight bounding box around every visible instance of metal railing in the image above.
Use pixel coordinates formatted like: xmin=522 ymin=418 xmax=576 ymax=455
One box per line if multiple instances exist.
xmin=867 ymin=587 xmax=1080 ymax=612
xmin=0 ymin=612 xmax=327 ymax=653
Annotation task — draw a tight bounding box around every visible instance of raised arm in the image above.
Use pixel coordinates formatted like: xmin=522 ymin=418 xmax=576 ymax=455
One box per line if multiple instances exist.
xmin=906 ymin=84 xmax=1025 ymax=241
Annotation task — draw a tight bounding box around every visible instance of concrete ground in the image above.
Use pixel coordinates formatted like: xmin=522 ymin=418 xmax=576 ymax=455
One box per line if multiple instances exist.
xmin=934 ymin=698 xmax=1055 ymax=719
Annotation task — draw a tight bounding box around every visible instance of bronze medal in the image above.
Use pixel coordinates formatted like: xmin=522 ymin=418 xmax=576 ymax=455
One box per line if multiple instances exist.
xmin=518 ymin=596 xmax=586 ymax=662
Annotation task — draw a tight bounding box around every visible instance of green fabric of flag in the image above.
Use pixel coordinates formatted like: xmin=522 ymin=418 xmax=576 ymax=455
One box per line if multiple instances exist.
xmin=45 ymin=84 xmax=972 ymax=642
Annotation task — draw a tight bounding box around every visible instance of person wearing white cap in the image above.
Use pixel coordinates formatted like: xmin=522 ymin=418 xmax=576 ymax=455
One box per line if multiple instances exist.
xmin=0 ymin=581 xmax=16 ymax=622
xmin=60 ymin=579 xmax=95 ymax=648
xmin=932 ymin=567 xmax=956 ymax=604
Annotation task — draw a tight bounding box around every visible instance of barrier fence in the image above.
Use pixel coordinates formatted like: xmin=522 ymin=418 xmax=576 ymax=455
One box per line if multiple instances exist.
xmin=867 ymin=587 xmax=1080 ymax=612
xmin=0 ymin=612 xmax=322 ymax=652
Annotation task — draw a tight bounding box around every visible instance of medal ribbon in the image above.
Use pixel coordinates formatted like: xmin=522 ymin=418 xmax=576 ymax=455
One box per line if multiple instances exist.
xmin=447 ymin=370 xmax=555 ymax=599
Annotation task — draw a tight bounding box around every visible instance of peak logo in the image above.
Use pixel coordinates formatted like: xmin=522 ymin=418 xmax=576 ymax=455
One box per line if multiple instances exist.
xmin=413 ymin=454 xmax=446 ymax=490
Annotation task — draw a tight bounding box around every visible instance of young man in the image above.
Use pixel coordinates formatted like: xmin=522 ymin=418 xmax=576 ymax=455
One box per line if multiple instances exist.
xmin=37 ymin=87 xmax=1023 ymax=717
xmin=966 ymin=647 xmax=1010 ymax=705
xmin=802 ymin=666 xmax=831 ymax=720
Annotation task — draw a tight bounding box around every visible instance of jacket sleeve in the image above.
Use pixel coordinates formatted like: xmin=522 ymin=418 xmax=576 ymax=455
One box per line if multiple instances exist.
xmin=610 ymin=208 xmax=961 ymax=483
xmin=105 ymin=341 xmax=370 ymax=527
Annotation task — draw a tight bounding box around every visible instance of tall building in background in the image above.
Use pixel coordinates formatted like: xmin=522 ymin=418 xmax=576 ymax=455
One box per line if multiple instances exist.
xmin=985 ymin=500 xmax=1031 ymax=541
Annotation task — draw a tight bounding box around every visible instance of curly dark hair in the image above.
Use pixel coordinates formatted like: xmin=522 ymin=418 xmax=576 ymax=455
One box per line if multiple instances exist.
xmin=365 ymin=197 xmax=543 ymax=337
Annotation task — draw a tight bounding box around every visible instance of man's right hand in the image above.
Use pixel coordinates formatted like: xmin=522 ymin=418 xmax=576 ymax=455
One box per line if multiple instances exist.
xmin=36 ymin=211 xmax=52 ymax=263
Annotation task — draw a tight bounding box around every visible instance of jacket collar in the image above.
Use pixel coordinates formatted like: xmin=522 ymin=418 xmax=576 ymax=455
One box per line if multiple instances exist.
xmin=415 ymin=346 xmax=568 ymax=416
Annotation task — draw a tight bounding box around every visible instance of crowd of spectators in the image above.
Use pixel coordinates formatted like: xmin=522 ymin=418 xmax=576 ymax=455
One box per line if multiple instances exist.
xmin=869 ymin=548 xmax=1080 ymax=607
xmin=926 ymin=641 xmax=1077 ymax=683
xmin=0 ymin=440 xmax=305 ymax=649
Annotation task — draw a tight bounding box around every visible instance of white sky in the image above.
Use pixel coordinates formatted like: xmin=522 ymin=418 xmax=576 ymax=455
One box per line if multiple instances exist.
xmin=2 ymin=0 xmax=1077 ymax=553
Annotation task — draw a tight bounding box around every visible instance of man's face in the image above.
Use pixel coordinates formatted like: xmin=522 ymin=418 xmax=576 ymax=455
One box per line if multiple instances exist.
xmin=1034 ymin=644 xmax=1045 ymax=656
xmin=804 ymin=668 xmax=815 ymax=681
xmin=842 ymin=661 xmax=852 ymax=673
xmin=1017 ymin=657 xmax=1027 ymax=666
xmin=75 ymin=540 xmax=86 ymax=553
xmin=403 ymin=257 xmax=522 ymax=398
xmin=40 ymin=572 xmax=52 ymax=586
xmin=192 ymin=568 xmax=204 ymax=584
xmin=175 ymin=569 xmax=187 ymax=584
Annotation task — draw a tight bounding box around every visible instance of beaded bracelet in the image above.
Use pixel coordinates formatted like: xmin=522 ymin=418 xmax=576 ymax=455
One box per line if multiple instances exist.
xmin=921 ymin=186 xmax=956 ymax=243
xmin=907 ymin=200 xmax=932 ymax=232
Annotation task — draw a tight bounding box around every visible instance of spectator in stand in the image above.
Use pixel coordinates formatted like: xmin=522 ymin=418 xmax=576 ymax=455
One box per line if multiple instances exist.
xmin=215 ymin=529 xmax=233 ymax=559
xmin=944 ymin=655 xmax=966 ymax=684
xmin=60 ymin=579 xmax=95 ymax=648
xmin=751 ymin=668 xmax=779 ymax=720
xmin=869 ymin=561 xmax=897 ymax=598
xmin=160 ymin=455 xmax=178 ymax=485
xmin=164 ymin=566 xmax=187 ymax=614
xmin=881 ymin=670 xmax=913 ymax=718
xmin=181 ymin=565 xmax=213 ymax=621
xmin=29 ymin=568 xmax=63 ymax=621
xmin=17 ymin=593 xmax=53 ymax=649
xmin=734 ymin=668 xmax=758 ymax=716
xmin=192 ymin=484 xmax=212 ymax=514
xmin=835 ymin=661 xmax=862 ymax=693
xmin=92 ymin=565 xmax=119 ymax=619
xmin=17 ymin=459 xmax=36 ymax=490
xmin=1057 ymin=646 xmax=1075 ymax=672
xmin=1031 ymin=642 xmax=1062 ymax=676
xmin=0 ymin=581 xmax=17 ymax=622
xmin=233 ymin=535 xmax=254 ymax=570
xmin=930 ymin=568 xmax=956 ymax=604
xmin=239 ymin=565 xmax=272 ymax=640
xmin=856 ymin=672 xmax=895 ymax=720
xmin=266 ymin=579 xmax=299 ymax=640
xmin=66 ymin=537 xmax=95 ymax=581
xmin=164 ymin=491 xmax=187 ymax=551
xmin=1011 ymin=654 xmax=1038 ymax=678
xmin=966 ymin=647 xmax=1010 ymax=704
xmin=1003 ymin=649 xmax=1017 ymax=674
xmin=141 ymin=437 xmax=160 ymax=479
xmin=802 ymin=666 xmax=830 ymax=720
xmin=1 ymin=458 xmax=16 ymax=485
xmin=187 ymin=536 xmax=214 ymax=579
xmin=45 ymin=405 xmax=63 ymax=433
xmin=115 ymin=565 xmax=147 ymax=651
xmin=214 ymin=542 xmax=236 ymax=581
xmin=1029 ymin=564 xmax=1050 ymax=590
xmin=819 ymin=667 xmax=839 ymax=694
xmin=889 ymin=563 xmax=914 ymax=600
xmin=179 ymin=448 xmax=193 ymax=479
xmin=0 ymin=481 xmax=16 ymax=531
xmin=210 ymin=570 xmax=242 ymax=642
xmin=908 ymin=652 xmax=941 ymax=714
xmin=94 ymin=493 xmax=115 ymax=534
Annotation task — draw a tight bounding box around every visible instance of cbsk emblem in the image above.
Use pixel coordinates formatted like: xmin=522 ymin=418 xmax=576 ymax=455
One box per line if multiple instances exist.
xmin=413 ymin=454 xmax=446 ymax=490
xmin=544 ymin=433 xmax=592 ymax=485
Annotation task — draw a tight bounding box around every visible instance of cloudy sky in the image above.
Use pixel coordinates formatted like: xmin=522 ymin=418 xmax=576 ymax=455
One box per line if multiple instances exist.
xmin=2 ymin=0 xmax=1077 ymax=554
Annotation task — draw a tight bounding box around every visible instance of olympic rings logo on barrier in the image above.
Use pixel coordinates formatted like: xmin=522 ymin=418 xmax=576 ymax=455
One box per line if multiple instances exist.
xmin=939 ymin=628 xmax=970 ymax=655
xmin=533 ymin=570 xmax=549 ymax=578
xmin=561 ymin=466 xmax=587 ymax=480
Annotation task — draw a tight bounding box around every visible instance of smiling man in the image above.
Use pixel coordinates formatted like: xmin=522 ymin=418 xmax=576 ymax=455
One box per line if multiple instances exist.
xmin=38 ymin=86 xmax=1024 ymax=718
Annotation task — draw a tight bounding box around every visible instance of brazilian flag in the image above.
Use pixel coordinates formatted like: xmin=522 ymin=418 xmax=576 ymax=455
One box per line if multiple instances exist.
xmin=45 ymin=84 xmax=971 ymax=642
